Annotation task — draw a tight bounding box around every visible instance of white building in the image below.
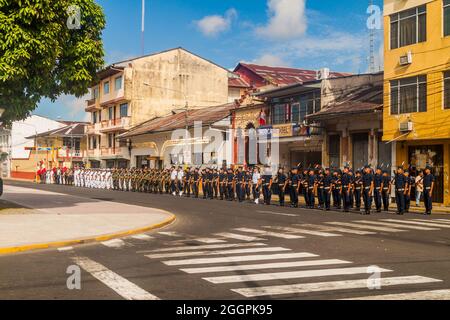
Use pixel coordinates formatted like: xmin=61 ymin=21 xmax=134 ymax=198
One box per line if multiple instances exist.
xmin=0 ymin=115 xmax=65 ymax=178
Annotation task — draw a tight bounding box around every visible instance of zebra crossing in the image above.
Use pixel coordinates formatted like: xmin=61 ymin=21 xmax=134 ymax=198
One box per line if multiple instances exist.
xmin=62 ymin=217 xmax=450 ymax=299
xmin=55 ymin=217 xmax=450 ymax=252
xmin=143 ymin=241 xmax=445 ymax=299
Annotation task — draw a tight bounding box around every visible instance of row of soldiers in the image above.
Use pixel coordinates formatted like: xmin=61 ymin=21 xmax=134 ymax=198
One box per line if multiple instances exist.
xmin=70 ymin=164 xmax=435 ymax=215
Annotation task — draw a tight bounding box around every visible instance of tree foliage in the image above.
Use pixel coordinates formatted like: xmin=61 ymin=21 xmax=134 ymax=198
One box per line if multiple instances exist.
xmin=0 ymin=0 xmax=105 ymax=123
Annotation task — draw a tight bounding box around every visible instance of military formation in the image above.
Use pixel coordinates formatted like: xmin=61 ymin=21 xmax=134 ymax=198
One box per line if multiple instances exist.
xmin=63 ymin=163 xmax=436 ymax=215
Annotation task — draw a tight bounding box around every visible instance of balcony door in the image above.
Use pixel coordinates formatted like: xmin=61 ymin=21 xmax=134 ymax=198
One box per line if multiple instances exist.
xmin=352 ymin=133 xmax=368 ymax=169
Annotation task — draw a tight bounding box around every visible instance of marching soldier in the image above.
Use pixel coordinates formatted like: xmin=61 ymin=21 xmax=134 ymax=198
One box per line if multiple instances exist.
xmin=261 ymin=166 xmax=273 ymax=205
xmin=381 ymin=170 xmax=391 ymax=212
xmin=362 ymin=165 xmax=374 ymax=215
xmin=226 ymin=168 xmax=235 ymax=201
xmin=289 ymin=167 xmax=299 ymax=208
xmin=275 ymin=168 xmax=288 ymax=207
xmin=353 ymin=170 xmax=363 ymax=210
xmin=423 ymin=165 xmax=435 ymax=215
xmin=404 ymin=170 xmax=412 ymax=213
xmin=323 ymin=168 xmax=333 ymax=211
xmin=341 ymin=166 xmax=351 ymax=212
xmin=394 ymin=166 xmax=407 ymax=215
xmin=307 ymin=168 xmax=316 ymax=209
xmin=374 ymin=167 xmax=383 ymax=213
xmin=300 ymin=169 xmax=309 ymax=208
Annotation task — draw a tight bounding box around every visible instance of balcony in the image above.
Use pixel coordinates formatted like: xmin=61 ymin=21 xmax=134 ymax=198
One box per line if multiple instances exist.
xmin=58 ymin=149 xmax=86 ymax=159
xmin=100 ymin=147 xmax=128 ymax=157
xmin=86 ymin=123 xmax=102 ymax=135
xmin=85 ymin=98 xmax=99 ymax=112
xmin=99 ymin=117 xmax=131 ymax=133
xmin=99 ymin=88 xmax=125 ymax=106
xmin=87 ymin=149 xmax=101 ymax=158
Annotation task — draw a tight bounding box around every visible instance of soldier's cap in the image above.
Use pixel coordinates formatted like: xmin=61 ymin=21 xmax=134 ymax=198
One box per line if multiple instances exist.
xmin=325 ymin=167 xmax=330 ymax=171
xmin=291 ymin=167 xmax=298 ymax=171
xmin=425 ymin=164 xmax=432 ymax=170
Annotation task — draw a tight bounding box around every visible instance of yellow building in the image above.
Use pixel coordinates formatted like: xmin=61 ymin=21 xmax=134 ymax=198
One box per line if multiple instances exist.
xmin=15 ymin=123 xmax=88 ymax=179
xmin=383 ymin=0 xmax=450 ymax=204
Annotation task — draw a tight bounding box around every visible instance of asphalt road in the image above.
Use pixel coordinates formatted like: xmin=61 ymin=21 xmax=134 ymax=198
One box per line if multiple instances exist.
xmin=1 ymin=180 xmax=450 ymax=300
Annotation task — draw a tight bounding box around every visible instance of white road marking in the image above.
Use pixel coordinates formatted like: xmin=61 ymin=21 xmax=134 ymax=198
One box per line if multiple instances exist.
xmin=57 ymin=246 xmax=74 ymax=252
xmin=101 ymin=239 xmax=126 ymax=248
xmin=413 ymin=219 xmax=450 ymax=225
xmin=140 ymin=242 xmax=266 ymax=254
xmin=204 ymin=267 xmax=392 ymax=284
xmin=264 ymin=226 xmax=341 ymax=237
xmin=297 ymin=224 xmax=376 ymax=235
xmin=180 ymin=259 xmax=352 ymax=274
xmin=326 ymin=222 xmax=406 ymax=233
xmin=158 ymin=231 xmax=183 ymax=237
xmin=382 ymin=219 xmax=450 ymax=229
xmin=130 ymin=234 xmax=154 ymax=241
xmin=232 ymin=276 xmax=442 ymax=298
xmin=233 ymin=228 xmax=304 ymax=239
xmin=344 ymin=289 xmax=450 ymax=300
xmin=433 ymin=219 xmax=450 ymax=224
xmin=163 ymin=252 xmax=318 ymax=266
xmin=353 ymin=220 xmax=439 ymax=231
xmin=193 ymin=238 xmax=227 ymax=244
xmin=146 ymin=247 xmax=290 ymax=259
xmin=72 ymin=256 xmax=159 ymax=300
xmin=214 ymin=233 xmax=266 ymax=242
xmin=257 ymin=210 xmax=298 ymax=217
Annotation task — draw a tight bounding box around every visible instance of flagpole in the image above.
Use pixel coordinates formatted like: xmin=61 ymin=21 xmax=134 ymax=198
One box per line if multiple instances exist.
xmin=141 ymin=0 xmax=145 ymax=55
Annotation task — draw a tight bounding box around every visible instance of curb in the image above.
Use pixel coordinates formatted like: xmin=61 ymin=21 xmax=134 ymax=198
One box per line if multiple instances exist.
xmin=0 ymin=213 xmax=176 ymax=256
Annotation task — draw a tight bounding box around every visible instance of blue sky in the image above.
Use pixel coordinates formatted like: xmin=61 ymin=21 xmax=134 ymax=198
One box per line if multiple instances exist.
xmin=35 ymin=0 xmax=384 ymax=121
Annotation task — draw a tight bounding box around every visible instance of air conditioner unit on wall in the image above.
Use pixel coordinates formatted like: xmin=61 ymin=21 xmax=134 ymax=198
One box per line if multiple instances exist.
xmin=399 ymin=121 xmax=413 ymax=132
xmin=399 ymin=51 xmax=413 ymax=66
xmin=316 ymin=68 xmax=330 ymax=80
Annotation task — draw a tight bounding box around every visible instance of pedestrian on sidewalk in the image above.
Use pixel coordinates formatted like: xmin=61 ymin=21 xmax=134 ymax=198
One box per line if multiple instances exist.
xmin=415 ymin=171 xmax=424 ymax=207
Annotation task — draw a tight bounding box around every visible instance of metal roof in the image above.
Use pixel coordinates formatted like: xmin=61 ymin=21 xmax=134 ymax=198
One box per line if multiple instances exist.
xmin=26 ymin=123 xmax=87 ymax=139
xmin=118 ymin=103 xmax=237 ymax=139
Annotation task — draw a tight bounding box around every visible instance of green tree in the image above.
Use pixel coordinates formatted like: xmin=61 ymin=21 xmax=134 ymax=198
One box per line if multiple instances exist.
xmin=0 ymin=0 xmax=106 ymax=123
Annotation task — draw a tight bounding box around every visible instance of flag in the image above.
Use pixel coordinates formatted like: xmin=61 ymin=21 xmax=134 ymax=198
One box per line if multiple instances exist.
xmin=258 ymin=109 xmax=267 ymax=126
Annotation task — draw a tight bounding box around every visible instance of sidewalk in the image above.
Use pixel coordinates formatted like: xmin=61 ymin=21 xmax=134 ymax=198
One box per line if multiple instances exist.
xmin=0 ymin=185 xmax=175 ymax=254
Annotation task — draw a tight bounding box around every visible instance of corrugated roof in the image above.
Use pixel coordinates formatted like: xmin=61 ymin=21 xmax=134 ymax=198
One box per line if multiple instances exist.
xmin=307 ymin=85 xmax=383 ymax=120
xmin=228 ymin=77 xmax=250 ymax=88
xmin=26 ymin=123 xmax=87 ymax=139
xmin=236 ymin=63 xmax=352 ymax=86
xmin=119 ymin=103 xmax=237 ymax=139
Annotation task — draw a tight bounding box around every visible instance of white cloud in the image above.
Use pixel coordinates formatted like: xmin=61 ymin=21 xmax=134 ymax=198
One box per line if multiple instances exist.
xmin=248 ymin=54 xmax=291 ymax=67
xmin=256 ymin=0 xmax=307 ymax=40
xmin=195 ymin=9 xmax=237 ymax=37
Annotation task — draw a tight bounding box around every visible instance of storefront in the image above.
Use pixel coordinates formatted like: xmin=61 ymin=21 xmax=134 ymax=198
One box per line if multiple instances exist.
xmin=394 ymin=140 xmax=449 ymax=205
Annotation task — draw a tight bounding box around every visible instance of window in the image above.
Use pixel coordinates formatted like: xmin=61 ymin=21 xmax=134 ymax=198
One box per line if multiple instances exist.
xmin=108 ymin=107 xmax=114 ymax=120
xmin=92 ymin=136 xmax=97 ymax=149
xmin=92 ymin=111 xmax=97 ymax=124
xmin=104 ymin=81 xmax=110 ymax=94
xmin=272 ymin=104 xmax=289 ymax=125
xmin=120 ymin=103 xmax=128 ymax=118
xmin=300 ymin=91 xmax=321 ymax=118
xmin=390 ymin=75 xmax=427 ymax=114
xmin=445 ymin=0 xmax=450 ymax=37
xmin=108 ymin=133 xmax=114 ymax=148
xmin=91 ymin=87 xmax=99 ymax=99
xmin=444 ymin=71 xmax=450 ymax=109
xmin=390 ymin=5 xmax=426 ymax=49
xmin=115 ymin=76 xmax=122 ymax=91
xmin=328 ymin=135 xmax=340 ymax=168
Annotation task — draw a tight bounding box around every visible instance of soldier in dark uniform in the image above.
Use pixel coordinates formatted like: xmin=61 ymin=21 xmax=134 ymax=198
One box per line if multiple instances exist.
xmin=362 ymin=165 xmax=374 ymax=215
xmin=341 ymin=166 xmax=351 ymax=212
xmin=289 ymin=167 xmax=300 ymax=208
xmin=353 ymin=170 xmax=363 ymax=210
xmin=244 ymin=169 xmax=252 ymax=200
xmin=332 ymin=170 xmax=342 ymax=209
xmin=226 ymin=168 xmax=235 ymax=201
xmin=301 ymin=169 xmax=309 ymax=208
xmin=183 ymin=167 xmax=191 ymax=197
xmin=261 ymin=167 xmax=273 ymax=205
xmin=235 ymin=168 xmax=245 ymax=202
xmin=275 ymin=168 xmax=288 ymax=206
xmin=373 ymin=167 xmax=383 ymax=212
xmin=394 ymin=166 xmax=407 ymax=215
xmin=317 ymin=170 xmax=325 ymax=209
xmin=192 ymin=168 xmax=200 ymax=198
xmin=348 ymin=170 xmax=355 ymax=208
xmin=423 ymin=165 xmax=435 ymax=215
xmin=212 ymin=168 xmax=219 ymax=199
xmin=307 ymin=168 xmax=316 ymax=209
xmin=323 ymin=168 xmax=333 ymax=211
xmin=381 ymin=170 xmax=391 ymax=211
xmin=218 ymin=168 xmax=226 ymax=200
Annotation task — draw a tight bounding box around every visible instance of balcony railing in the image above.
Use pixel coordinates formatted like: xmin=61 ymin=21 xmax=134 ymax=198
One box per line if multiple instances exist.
xmin=100 ymin=147 xmax=128 ymax=157
xmin=86 ymin=123 xmax=101 ymax=134
xmin=99 ymin=117 xmax=131 ymax=132
xmin=58 ymin=149 xmax=85 ymax=159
